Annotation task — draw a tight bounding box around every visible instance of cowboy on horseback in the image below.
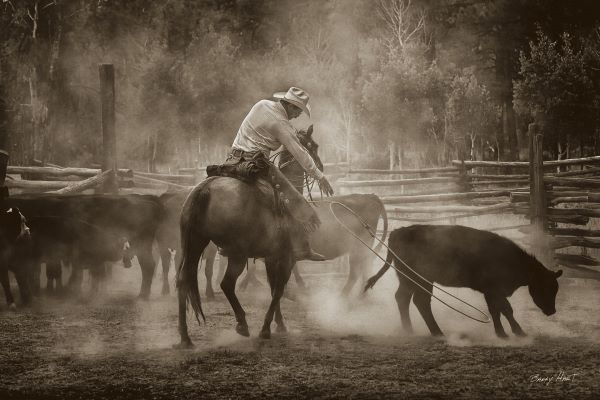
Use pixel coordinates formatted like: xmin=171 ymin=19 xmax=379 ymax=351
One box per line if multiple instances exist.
xmin=227 ymin=86 xmax=334 ymax=261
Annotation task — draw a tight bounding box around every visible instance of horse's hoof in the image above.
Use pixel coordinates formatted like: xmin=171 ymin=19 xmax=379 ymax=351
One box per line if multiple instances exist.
xmin=137 ymin=293 xmax=150 ymax=301
xmin=275 ymin=324 xmax=288 ymax=334
xmin=496 ymin=332 xmax=509 ymax=339
xmin=259 ymin=329 xmax=271 ymax=339
xmin=514 ymin=330 xmax=527 ymax=337
xmin=8 ymin=303 xmax=16 ymax=311
xmin=236 ymin=324 xmax=250 ymax=337
xmin=431 ymin=332 xmax=445 ymax=340
xmin=161 ymin=287 xmax=170 ymax=296
xmin=173 ymin=340 xmax=194 ymax=349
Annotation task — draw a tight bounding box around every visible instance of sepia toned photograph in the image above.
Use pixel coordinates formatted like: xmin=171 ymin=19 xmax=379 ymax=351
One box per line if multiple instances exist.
xmin=0 ymin=0 xmax=599 ymax=399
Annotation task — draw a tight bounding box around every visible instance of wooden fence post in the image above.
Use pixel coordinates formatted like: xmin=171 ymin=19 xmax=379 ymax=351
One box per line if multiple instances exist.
xmin=529 ymin=123 xmax=550 ymax=262
xmin=99 ymin=64 xmax=118 ymax=193
xmin=0 ymin=150 xmax=9 ymax=203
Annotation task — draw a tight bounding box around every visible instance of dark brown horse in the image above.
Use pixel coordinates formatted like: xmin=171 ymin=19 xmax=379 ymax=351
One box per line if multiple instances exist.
xmin=176 ymin=127 xmax=389 ymax=348
xmin=176 ymin=176 xmax=297 ymax=347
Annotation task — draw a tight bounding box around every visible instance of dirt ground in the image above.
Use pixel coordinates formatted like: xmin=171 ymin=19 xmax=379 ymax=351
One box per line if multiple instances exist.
xmin=1 ymin=255 xmax=599 ymax=400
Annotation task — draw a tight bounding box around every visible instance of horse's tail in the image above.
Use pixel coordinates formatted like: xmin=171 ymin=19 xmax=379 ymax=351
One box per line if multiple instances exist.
xmin=364 ymin=247 xmax=394 ymax=292
xmin=372 ymin=195 xmax=388 ymax=254
xmin=176 ymin=180 xmax=216 ymax=324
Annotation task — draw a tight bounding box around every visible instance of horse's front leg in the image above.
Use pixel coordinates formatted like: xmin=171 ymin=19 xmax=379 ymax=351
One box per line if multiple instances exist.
xmin=260 ymin=253 xmax=294 ymax=339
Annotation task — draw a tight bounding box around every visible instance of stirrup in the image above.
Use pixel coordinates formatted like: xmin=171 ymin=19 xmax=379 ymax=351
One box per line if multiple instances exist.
xmin=293 ymin=248 xmax=327 ymax=262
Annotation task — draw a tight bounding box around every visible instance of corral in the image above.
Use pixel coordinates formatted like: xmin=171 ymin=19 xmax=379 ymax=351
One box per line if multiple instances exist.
xmin=3 ymin=2 xmax=600 ymax=394
xmin=2 ymin=114 xmax=600 ymax=398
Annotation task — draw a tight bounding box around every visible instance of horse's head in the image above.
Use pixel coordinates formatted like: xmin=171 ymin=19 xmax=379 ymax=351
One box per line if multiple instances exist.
xmin=296 ymin=125 xmax=323 ymax=172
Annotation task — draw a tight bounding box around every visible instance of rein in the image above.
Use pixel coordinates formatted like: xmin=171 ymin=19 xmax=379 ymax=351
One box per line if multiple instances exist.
xmin=312 ymin=200 xmax=491 ymax=324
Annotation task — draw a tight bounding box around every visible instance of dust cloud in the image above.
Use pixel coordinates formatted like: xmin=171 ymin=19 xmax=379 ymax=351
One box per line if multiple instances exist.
xmin=30 ymin=210 xmax=598 ymax=359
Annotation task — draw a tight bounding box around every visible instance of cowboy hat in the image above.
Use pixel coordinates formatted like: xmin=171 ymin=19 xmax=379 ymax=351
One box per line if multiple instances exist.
xmin=273 ymin=87 xmax=311 ymax=117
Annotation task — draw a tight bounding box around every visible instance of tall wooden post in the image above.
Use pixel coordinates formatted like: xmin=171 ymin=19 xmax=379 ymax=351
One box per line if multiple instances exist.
xmin=99 ymin=64 xmax=118 ymax=193
xmin=529 ymin=122 xmax=549 ymax=261
xmin=0 ymin=150 xmax=9 ymax=203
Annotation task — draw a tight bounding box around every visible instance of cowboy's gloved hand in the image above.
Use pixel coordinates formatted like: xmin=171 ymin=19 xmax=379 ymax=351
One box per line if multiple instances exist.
xmin=318 ymin=176 xmax=334 ymax=196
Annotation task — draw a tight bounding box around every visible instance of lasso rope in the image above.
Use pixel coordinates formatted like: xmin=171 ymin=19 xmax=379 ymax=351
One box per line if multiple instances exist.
xmin=311 ymin=200 xmax=490 ymax=324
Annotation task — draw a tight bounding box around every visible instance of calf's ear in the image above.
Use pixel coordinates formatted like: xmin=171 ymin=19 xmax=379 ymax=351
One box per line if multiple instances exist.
xmin=307 ymin=125 xmax=313 ymax=136
xmin=555 ymin=269 xmax=563 ymax=278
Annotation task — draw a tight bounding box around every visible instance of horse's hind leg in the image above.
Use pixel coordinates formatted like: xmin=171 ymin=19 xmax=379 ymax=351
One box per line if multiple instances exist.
xmin=220 ymin=255 xmax=250 ymax=337
xmin=497 ymin=296 xmax=526 ymax=337
xmin=484 ymin=293 xmax=508 ymax=338
xmin=413 ymin=282 xmax=443 ymax=337
xmin=260 ymin=252 xmax=294 ymax=339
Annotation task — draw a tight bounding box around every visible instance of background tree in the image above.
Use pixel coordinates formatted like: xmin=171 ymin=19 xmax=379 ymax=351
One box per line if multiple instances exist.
xmin=514 ymin=30 xmax=597 ymax=160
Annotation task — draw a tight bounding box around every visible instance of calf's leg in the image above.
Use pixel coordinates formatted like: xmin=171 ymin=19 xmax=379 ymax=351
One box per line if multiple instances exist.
xmin=341 ymin=252 xmax=363 ymax=296
xmin=497 ymin=296 xmax=526 ymax=337
xmin=203 ymin=244 xmax=217 ymax=300
xmin=46 ymin=261 xmax=61 ymax=295
xmin=67 ymin=264 xmax=83 ymax=294
xmin=12 ymin=265 xmax=31 ymax=305
xmin=239 ymin=260 xmax=261 ymax=290
xmin=137 ymin=242 xmax=156 ymax=299
xmin=159 ymin=247 xmax=171 ymax=296
xmin=395 ymin=277 xmax=415 ymax=334
xmin=413 ymin=283 xmax=443 ymax=336
xmin=484 ymin=293 xmax=508 ymax=338
xmin=0 ymin=265 xmax=15 ymax=308
xmin=292 ymin=264 xmax=306 ymax=289
xmin=216 ymin=254 xmax=227 ymax=285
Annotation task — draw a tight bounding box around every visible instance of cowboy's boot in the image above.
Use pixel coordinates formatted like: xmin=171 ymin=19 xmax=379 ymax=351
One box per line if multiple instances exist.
xmin=291 ymin=228 xmax=326 ymax=262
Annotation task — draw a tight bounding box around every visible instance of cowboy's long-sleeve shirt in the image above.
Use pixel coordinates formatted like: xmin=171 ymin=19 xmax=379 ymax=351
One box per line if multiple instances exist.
xmin=232 ymin=100 xmax=324 ymax=180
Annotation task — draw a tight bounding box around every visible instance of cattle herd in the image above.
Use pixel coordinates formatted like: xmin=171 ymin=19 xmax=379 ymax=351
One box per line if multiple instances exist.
xmin=0 ymin=189 xmax=563 ymax=341
xmin=0 ymin=193 xmax=168 ymax=306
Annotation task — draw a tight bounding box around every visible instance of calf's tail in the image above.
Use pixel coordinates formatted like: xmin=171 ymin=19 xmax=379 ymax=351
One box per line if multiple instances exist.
xmin=364 ymin=248 xmax=394 ymax=292
xmin=372 ymin=195 xmax=388 ymax=254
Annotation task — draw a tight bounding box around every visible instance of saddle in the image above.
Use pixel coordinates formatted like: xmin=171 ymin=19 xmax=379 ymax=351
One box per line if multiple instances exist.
xmin=206 ymin=150 xmax=283 ymax=214
xmin=207 ymin=148 xmax=320 ymax=234
xmin=206 ymin=150 xmax=270 ymax=183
